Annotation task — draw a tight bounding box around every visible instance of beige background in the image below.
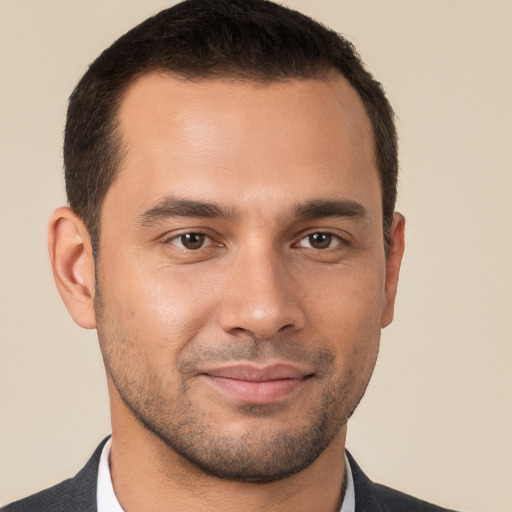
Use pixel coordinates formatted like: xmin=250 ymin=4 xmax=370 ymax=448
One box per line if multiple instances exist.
xmin=1 ymin=1 xmax=511 ymax=510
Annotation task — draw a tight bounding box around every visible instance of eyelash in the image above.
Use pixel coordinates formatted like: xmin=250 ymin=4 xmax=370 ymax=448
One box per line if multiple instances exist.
xmin=294 ymin=231 xmax=345 ymax=250
xmin=163 ymin=230 xmax=347 ymax=251
xmin=164 ymin=232 xmax=217 ymax=250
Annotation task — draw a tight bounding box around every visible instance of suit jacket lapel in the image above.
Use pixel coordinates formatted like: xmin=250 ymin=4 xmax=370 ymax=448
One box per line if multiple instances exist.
xmin=67 ymin=436 xmax=110 ymax=512
xmin=346 ymin=451 xmax=385 ymax=512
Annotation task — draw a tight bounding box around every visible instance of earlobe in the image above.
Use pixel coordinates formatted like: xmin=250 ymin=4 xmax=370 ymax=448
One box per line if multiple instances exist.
xmin=381 ymin=213 xmax=406 ymax=328
xmin=48 ymin=207 xmax=97 ymax=329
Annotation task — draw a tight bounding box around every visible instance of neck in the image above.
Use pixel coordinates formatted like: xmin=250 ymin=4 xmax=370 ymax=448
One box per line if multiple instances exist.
xmin=108 ymin=384 xmax=347 ymax=512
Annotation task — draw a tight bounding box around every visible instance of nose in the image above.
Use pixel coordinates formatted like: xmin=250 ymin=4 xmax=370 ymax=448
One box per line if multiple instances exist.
xmin=217 ymin=245 xmax=306 ymax=339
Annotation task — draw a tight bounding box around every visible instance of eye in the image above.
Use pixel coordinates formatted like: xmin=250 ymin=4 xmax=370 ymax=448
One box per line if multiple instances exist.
xmin=170 ymin=232 xmax=212 ymax=250
xmin=297 ymin=232 xmax=341 ymax=250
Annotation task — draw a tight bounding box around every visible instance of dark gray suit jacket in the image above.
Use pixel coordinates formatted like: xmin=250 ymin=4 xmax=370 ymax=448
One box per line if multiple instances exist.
xmin=2 ymin=437 xmax=459 ymax=511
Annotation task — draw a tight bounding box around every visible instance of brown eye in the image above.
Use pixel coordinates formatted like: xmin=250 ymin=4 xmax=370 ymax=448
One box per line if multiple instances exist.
xmin=298 ymin=232 xmax=340 ymax=250
xmin=177 ymin=233 xmax=207 ymax=250
xmin=308 ymin=233 xmax=332 ymax=249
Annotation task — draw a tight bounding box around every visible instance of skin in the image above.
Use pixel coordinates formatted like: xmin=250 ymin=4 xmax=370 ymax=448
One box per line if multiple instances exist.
xmin=49 ymin=72 xmax=405 ymax=511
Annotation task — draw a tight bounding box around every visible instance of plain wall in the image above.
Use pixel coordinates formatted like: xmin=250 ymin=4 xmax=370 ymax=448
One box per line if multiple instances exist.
xmin=1 ymin=1 xmax=511 ymax=510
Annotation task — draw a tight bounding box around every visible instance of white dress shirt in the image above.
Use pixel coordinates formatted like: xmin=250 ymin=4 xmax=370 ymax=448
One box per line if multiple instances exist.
xmin=97 ymin=438 xmax=124 ymax=512
xmin=97 ymin=438 xmax=355 ymax=512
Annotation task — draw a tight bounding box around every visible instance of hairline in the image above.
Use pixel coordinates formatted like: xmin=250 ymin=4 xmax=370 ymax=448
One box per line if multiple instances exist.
xmin=90 ymin=67 xmax=388 ymax=260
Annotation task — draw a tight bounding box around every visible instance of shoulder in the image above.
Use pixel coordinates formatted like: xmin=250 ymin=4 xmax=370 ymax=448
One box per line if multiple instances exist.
xmin=368 ymin=482 xmax=459 ymax=512
xmin=347 ymin=451 xmax=460 ymax=512
xmin=1 ymin=437 xmax=109 ymax=512
xmin=1 ymin=479 xmax=74 ymax=512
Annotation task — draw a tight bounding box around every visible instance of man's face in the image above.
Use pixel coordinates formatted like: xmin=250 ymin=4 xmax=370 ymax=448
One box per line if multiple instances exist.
xmin=95 ymin=73 xmax=398 ymax=482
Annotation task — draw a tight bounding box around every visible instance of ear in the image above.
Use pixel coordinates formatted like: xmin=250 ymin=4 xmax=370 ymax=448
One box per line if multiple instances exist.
xmin=381 ymin=212 xmax=405 ymax=328
xmin=48 ymin=207 xmax=96 ymax=329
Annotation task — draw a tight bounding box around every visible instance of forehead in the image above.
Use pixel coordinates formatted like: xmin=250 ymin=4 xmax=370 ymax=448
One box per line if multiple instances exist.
xmin=108 ymin=72 xmax=379 ymax=222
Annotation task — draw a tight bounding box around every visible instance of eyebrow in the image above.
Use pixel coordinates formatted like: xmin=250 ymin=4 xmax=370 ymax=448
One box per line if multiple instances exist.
xmin=136 ymin=196 xmax=367 ymax=227
xmin=136 ymin=197 xmax=236 ymax=226
xmin=293 ymin=199 xmax=367 ymax=220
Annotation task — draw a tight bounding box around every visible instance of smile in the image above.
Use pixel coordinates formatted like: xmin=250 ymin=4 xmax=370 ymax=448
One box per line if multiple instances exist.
xmin=200 ymin=364 xmax=314 ymax=404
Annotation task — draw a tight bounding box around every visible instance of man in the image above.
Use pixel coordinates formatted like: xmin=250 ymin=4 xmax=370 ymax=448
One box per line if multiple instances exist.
xmin=2 ymin=0 xmax=459 ymax=510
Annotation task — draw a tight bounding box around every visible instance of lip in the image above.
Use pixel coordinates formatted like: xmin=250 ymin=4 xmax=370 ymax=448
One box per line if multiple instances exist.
xmin=200 ymin=363 xmax=314 ymax=404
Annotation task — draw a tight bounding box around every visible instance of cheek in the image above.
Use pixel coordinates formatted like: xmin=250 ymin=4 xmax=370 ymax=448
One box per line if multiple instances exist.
xmin=98 ymin=252 xmax=217 ymax=348
xmin=304 ymin=265 xmax=384 ymax=373
xmin=95 ymin=286 xmax=185 ymax=401
xmin=305 ymin=264 xmax=385 ymax=331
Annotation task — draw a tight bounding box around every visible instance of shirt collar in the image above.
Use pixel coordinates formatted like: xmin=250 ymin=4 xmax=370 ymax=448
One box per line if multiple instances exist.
xmin=96 ymin=438 xmax=124 ymax=512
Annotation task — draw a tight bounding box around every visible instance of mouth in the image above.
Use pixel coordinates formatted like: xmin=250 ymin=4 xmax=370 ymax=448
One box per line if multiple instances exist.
xmin=200 ymin=363 xmax=315 ymax=404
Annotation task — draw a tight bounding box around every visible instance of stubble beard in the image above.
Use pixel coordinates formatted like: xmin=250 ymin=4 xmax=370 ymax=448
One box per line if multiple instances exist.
xmin=110 ymin=360 xmax=355 ymax=483
xmin=95 ymin=294 xmax=378 ymax=483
